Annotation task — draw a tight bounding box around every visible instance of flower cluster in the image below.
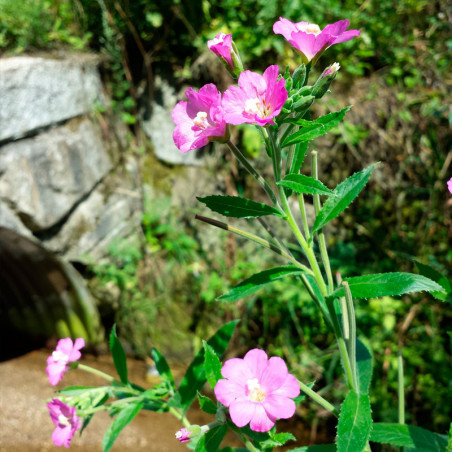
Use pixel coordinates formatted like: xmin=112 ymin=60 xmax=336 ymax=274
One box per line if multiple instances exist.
xmin=46 ymin=338 xmax=84 ymax=447
xmin=172 ymin=17 xmax=360 ymax=154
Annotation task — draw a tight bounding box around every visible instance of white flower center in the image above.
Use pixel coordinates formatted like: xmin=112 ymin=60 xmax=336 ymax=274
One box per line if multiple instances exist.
xmin=58 ymin=414 xmax=70 ymax=426
xmin=52 ymin=350 xmax=69 ymax=364
xmin=244 ymin=97 xmax=272 ymax=118
xmin=210 ymin=33 xmax=226 ymax=46
xmin=193 ymin=111 xmax=209 ymax=129
xmin=246 ymin=378 xmax=267 ymax=402
xmin=304 ymin=23 xmax=321 ymax=35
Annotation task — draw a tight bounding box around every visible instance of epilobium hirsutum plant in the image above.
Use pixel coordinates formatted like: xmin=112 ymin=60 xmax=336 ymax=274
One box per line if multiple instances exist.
xmin=45 ymin=16 xmax=450 ymax=452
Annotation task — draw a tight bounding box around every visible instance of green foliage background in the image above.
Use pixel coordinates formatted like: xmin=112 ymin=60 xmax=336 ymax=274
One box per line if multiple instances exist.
xmin=1 ymin=0 xmax=450 ymax=441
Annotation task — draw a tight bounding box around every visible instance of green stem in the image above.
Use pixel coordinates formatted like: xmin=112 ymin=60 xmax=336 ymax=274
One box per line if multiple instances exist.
xmin=398 ymin=351 xmax=405 ymax=425
xmin=312 ymin=151 xmax=334 ymax=293
xmin=226 ymin=140 xmax=280 ymax=209
xmin=82 ymin=396 xmax=141 ymax=415
xmin=298 ymin=194 xmax=311 ymax=241
xmin=195 ymin=215 xmax=313 ymax=275
xmin=169 ymin=406 xmax=191 ymax=428
xmin=77 ymin=363 xmax=117 ymax=383
xmin=343 ymin=282 xmax=357 ymax=390
xmin=298 ymin=380 xmax=339 ymax=417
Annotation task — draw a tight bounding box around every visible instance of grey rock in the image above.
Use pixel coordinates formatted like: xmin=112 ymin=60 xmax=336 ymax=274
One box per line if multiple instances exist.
xmin=0 ymin=202 xmax=34 ymax=239
xmin=42 ymin=171 xmax=141 ymax=262
xmin=0 ymin=118 xmax=112 ymax=231
xmin=0 ymin=55 xmax=105 ymax=141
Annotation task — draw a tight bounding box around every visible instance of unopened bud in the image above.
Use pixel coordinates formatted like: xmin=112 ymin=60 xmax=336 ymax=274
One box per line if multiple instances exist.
xmin=292 ymin=64 xmax=307 ymax=88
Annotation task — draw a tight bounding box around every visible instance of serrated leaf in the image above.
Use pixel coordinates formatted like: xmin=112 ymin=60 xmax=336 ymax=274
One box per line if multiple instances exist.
xmin=178 ymin=320 xmax=239 ymax=412
xmin=102 ymin=401 xmax=143 ymax=452
xmin=369 ymin=423 xmax=448 ymax=450
xmin=289 ymin=141 xmax=308 ymax=175
xmin=312 ymin=164 xmax=377 ymax=235
xmin=197 ymin=195 xmax=283 ymax=218
xmin=329 ymin=273 xmax=445 ymax=299
xmin=109 ymin=325 xmax=128 ymax=384
xmin=151 ymin=348 xmax=176 ymax=392
xmin=218 ymin=266 xmax=307 ymax=302
xmin=282 ymin=107 xmax=351 ymax=147
xmin=415 ymin=261 xmax=452 ymax=302
xmin=356 ymin=339 xmax=373 ymax=394
xmin=277 ymin=174 xmax=334 ymax=196
xmin=197 ymin=392 xmax=217 ymax=414
xmin=203 ymin=341 xmax=223 ymax=389
xmin=336 ymin=391 xmax=372 ymax=452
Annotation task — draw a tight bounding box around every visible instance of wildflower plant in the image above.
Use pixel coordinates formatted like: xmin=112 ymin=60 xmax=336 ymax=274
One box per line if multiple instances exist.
xmin=45 ymin=15 xmax=451 ymax=452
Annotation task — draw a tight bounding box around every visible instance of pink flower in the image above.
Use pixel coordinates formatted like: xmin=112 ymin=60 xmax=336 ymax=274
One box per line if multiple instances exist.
xmin=47 ymin=399 xmax=81 ymax=448
xmin=273 ymin=17 xmax=360 ymax=64
xmin=448 ymin=177 xmax=452 ymax=194
xmin=172 ymin=84 xmax=228 ymax=153
xmin=214 ymin=349 xmax=300 ymax=432
xmin=175 ymin=427 xmax=192 ymax=443
xmin=222 ymin=65 xmax=288 ymax=126
xmin=46 ymin=337 xmax=85 ymax=386
xmin=207 ymin=33 xmax=234 ymax=68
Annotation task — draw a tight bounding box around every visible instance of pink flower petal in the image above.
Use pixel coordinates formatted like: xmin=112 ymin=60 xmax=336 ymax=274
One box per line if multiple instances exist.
xmin=272 ymin=373 xmax=300 ymax=398
xmin=221 ymin=357 xmax=255 ymax=382
xmin=263 ymin=394 xmax=297 ymax=419
xmin=55 ymin=338 xmax=74 ymax=355
xmin=68 ymin=338 xmax=85 ymax=362
xmin=52 ymin=425 xmax=72 ymax=447
xmin=242 ymin=349 xmax=268 ymax=379
xmin=229 ymin=399 xmax=257 ymax=428
xmin=214 ymin=378 xmax=246 ymax=407
xmin=238 ymin=70 xmax=267 ymax=97
xmin=260 ymin=356 xmax=288 ymax=392
xmin=322 ymin=20 xmax=350 ymax=37
xmin=331 ymin=29 xmax=361 ymax=44
xmin=249 ymin=404 xmax=276 ymax=432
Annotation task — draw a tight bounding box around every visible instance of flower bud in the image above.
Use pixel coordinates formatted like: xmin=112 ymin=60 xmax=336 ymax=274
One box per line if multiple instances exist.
xmin=292 ymin=64 xmax=307 ymax=88
xmin=312 ymin=62 xmax=340 ymax=99
xmin=175 ymin=425 xmax=202 ymax=443
xmin=292 ymin=95 xmax=315 ymax=112
xmin=207 ymin=33 xmax=244 ymax=79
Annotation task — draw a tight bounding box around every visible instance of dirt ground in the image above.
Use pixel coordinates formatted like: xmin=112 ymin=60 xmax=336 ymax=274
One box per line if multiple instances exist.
xmin=0 ymin=349 xmax=333 ymax=451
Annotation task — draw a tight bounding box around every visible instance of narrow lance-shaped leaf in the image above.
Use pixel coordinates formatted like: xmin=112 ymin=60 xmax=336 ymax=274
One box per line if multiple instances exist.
xmin=102 ymin=402 xmax=143 ymax=452
xmin=328 ymin=273 xmax=445 ymax=300
xmin=197 ymin=195 xmax=283 ymax=218
xmin=415 ymin=261 xmax=452 ymax=302
xmin=151 ymin=348 xmax=176 ymax=393
xmin=109 ymin=325 xmax=128 ymax=384
xmin=289 ymin=141 xmax=308 ymax=175
xmin=203 ymin=340 xmax=223 ymax=390
xmin=282 ymin=107 xmax=351 ymax=148
xmin=197 ymin=392 xmax=217 ymax=415
xmin=277 ymin=174 xmax=334 ymax=197
xmin=369 ymin=423 xmax=448 ymax=450
xmin=178 ymin=320 xmax=239 ymax=412
xmin=218 ymin=266 xmax=308 ymax=303
xmin=312 ymin=163 xmax=377 ymax=236
xmin=356 ymin=339 xmax=373 ymax=394
xmin=336 ymin=390 xmax=372 ymax=452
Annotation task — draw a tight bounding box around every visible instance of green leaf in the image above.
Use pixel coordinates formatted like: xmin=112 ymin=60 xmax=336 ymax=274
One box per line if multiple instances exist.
xmin=203 ymin=341 xmax=223 ymax=390
xmin=289 ymin=141 xmax=308 ymax=175
xmin=415 ymin=261 xmax=452 ymax=302
xmin=329 ymin=273 xmax=445 ymax=299
xmin=312 ymin=164 xmax=377 ymax=235
xmin=282 ymin=107 xmax=351 ymax=147
xmin=109 ymin=325 xmax=128 ymax=384
xmin=151 ymin=348 xmax=176 ymax=392
xmin=260 ymin=432 xmax=296 ymax=447
xmin=204 ymin=424 xmax=229 ymax=452
xmin=57 ymin=385 xmax=98 ymax=396
xmin=277 ymin=174 xmax=334 ymax=196
xmin=178 ymin=320 xmax=239 ymax=412
xmin=356 ymin=339 xmax=373 ymax=394
xmin=336 ymin=391 xmax=372 ymax=452
xmin=369 ymin=423 xmax=448 ymax=450
xmin=288 ymin=446 xmax=336 ymax=452
xmin=197 ymin=392 xmax=217 ymax=414
xmin=218 ymin=266 xmax=307 ymax=302
xmin=102 ymin=401 xmax=143 ymax=452
xmin=197 ymin=195 xmax=283 ymax=219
